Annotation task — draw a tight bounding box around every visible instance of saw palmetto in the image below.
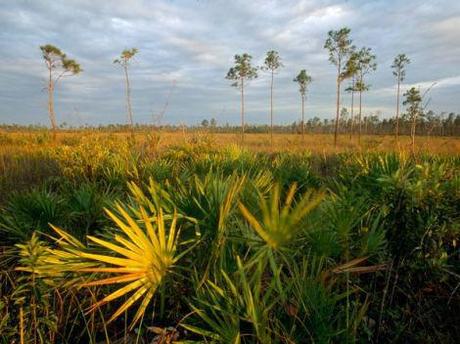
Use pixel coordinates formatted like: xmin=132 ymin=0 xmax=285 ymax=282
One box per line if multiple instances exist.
xmin=83 ymin=205 xmax=180 ymax=328
xmin=49 ymin=203 xmax=181 ymax=329
xmin=239 ymin=183 xmax=324 ymax=250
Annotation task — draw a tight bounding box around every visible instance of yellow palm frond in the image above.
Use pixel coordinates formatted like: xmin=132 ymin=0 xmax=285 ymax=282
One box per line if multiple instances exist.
xmin=48 ymin=205 xmax=180 ymax=329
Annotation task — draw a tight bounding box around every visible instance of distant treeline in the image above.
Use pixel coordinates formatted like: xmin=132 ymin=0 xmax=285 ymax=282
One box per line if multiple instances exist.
xmin=1 ymin=110 xmax=459 ymax=136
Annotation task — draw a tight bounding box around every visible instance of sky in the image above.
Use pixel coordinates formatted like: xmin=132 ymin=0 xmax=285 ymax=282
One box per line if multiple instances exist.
xmin=0 ymin=0 xmax=459 ymax=126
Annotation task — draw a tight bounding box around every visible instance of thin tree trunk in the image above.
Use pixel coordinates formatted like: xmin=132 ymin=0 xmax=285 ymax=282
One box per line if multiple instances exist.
xmin=270 ymin=70 xmax=274 ymax=147
xmin=48 ymin=67 xmax=57 ymax=141
xmin=358 ymin=73 xmax=363 ymax=145
xmin=350 ymin=78 xmax=355 ymax=140
xmin=395 ymin=73 xmax=401 ymax=142
xmin=124 ymin=64 xmax=134 ymax=137
xmin=301 ymin=94 xmax=305 ymax=142
xmin=358 ymin=89 xmax=362 ymax=144
xmin=241 ymin=77 xmax=245 ymax=143
xmin=334 ymin=60 xmax=341 ymax=147
xmin=50 ymin=86 xmax=57 ymax=141
xmin=411 ymin=110 xmax=417 ymax=153
xmin=181 ymin=122 xmax=186 ymax=140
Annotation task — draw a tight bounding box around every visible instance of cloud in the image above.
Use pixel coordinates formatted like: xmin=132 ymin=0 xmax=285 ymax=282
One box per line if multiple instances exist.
xmin=0 ymin=0 xmax=459 ymax=125
xmin=372 ymin=75 xmax=460 ymax=96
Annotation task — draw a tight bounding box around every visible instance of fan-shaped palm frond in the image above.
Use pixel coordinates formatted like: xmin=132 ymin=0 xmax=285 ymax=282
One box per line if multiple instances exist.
xmin=48 ymin=204 xmax=181 ymax=329
xmin=84 ymin=205 xmax=179 ymax=328
xmin=239 ymin=183 xmax=324 ymax=250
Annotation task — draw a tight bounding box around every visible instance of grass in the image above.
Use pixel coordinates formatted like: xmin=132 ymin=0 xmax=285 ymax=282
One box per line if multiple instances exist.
xmin=1 ymin=129 xmax=459 ymax=154
xmin=0 ymin=129 xmax=459 ymax=343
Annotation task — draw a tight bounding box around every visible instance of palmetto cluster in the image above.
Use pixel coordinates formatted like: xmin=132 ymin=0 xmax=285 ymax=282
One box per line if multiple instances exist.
xmin=23 ymin=204 xmax=182 ymax=330
xmin=6 ymin=148 xmax=458 ymax=343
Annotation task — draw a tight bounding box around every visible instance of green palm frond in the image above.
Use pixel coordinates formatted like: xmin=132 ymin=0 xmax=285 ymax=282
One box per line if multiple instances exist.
xmin=184 ymin=257 xmax=274 ymax=343
xmin=239 ymin=183 xmax=324 ymax=250
xmin=16 ymin=229 xmax=92 ymax=287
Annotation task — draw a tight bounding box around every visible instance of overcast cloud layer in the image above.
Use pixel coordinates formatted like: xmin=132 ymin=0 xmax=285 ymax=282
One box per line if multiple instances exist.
xmin=1 ymin=0 xmax=459 ymax=126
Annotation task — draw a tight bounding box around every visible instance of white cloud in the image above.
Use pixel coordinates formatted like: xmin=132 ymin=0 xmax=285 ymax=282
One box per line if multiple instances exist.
xmin=0 ymin=0 xmax=459 ymax=125
xmin=372 ymin=75 xmax=460 ymax=97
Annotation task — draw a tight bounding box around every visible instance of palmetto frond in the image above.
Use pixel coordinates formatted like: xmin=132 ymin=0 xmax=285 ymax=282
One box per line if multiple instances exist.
xmin=49 ymin=204 xmax=181 ymax=329
xmin=16 ymin=227 xmax=94 ymax=287
xmin=239 ymin=183 xmax=324 ymax=250
xmin=84 ymin=205 xmax=179 ymax=328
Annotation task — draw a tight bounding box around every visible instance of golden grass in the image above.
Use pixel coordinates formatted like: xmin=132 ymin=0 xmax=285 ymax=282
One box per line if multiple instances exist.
xmin=1 ymin=129 xmax=458 ymax=155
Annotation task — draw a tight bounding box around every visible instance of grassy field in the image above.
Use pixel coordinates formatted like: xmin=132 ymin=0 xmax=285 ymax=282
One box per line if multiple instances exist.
xmin=0 ymin=130 xmax=459 ymax=343
xmin=2 ymin=129 xmax=460 ymax=154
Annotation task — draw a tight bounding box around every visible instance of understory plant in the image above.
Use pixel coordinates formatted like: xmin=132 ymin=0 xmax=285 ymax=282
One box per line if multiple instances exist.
xmin=1 ymin=146 xmax=458 ymax=343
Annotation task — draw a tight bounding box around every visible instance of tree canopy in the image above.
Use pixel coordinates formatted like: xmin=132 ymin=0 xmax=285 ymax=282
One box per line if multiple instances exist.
xmin=225 ymin=53 xmax=258 ymax=88
xmin=40 ymin=44 xmax=82 ymax=76
xmin=392 ymin=53 xmax=411 ymax=81
xmin=324 ymin=27 xmax=354 ymax=67
xmin=403 ymin=87 xmax=422 ymax=117
xmin=113 ymin=48 xmax=139 ymax=66
xmin=293 ymin=70 xmax=312 ymax=97
xmin=262 ymin=50 xmax=283 ymax=73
